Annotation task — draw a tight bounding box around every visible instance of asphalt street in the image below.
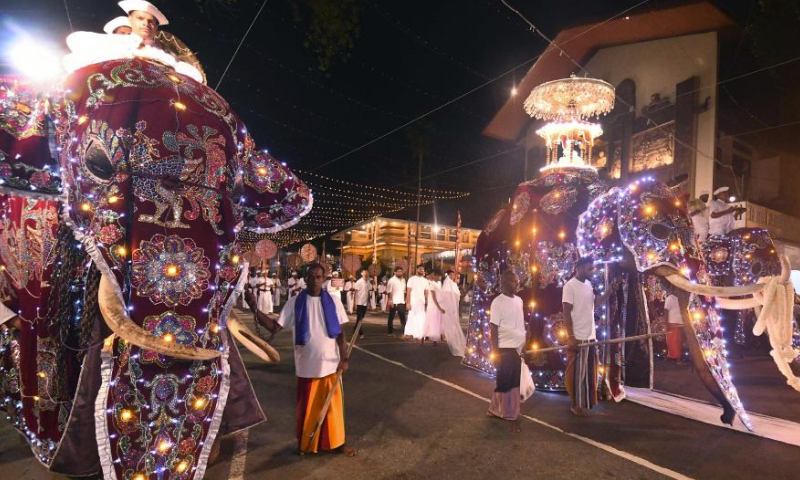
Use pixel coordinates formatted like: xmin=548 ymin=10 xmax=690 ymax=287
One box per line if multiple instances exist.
xmin=2 ymin=309 xmax=799 ymax=480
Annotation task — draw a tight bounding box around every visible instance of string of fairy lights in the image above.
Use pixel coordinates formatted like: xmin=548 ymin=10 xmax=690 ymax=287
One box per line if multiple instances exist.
xmin=250 ymin=171 xmax=468 ymax=248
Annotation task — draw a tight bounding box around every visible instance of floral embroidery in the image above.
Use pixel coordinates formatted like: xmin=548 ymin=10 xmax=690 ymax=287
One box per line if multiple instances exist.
xmin=244 ymin=152 xmax=287 ymax=194
xmin=510 ymin=191 xmax=530 ymax=226
xmin=131 ymin=234 xmax=211 ymax=307
xmin=540 ymin=186 xmax=577 ymax=215
xmin=141 ymin=311 xmax=199 ymax=367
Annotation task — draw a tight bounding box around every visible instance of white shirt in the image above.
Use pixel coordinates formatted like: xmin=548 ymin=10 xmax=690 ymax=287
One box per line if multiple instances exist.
xmin=664 ymin=294 xmax=682 ymax=324
xmin=489 ymin=294 xmax=525 ymax=349
xmin=277 ymin=294 xmax=349 ymax=378
xmin=407 ymin=275 xmax=428 ymax=306
xmin=562 ymin=277 xmax=596 ymax=341
xmin=354 ymin=278 xmax=370 ymax=305
xmin=386 ymin=276 xmax=406 ymax=304
xmin=691 ymin=211 xmax=709 ymax=243
xmin=708 ymin=199 xmax=734 ymax=236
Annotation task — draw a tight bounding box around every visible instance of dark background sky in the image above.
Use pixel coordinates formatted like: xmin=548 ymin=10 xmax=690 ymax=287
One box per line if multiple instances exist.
xmin=1 ymin=0 xmax=768 ymax=233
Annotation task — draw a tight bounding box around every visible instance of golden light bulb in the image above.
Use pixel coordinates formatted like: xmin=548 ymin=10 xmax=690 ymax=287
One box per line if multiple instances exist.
xmin=514 ymin=240 xmax=520 ymax=247
xmin=600 ymin=226 xmax=608 ymax=235
xmin=531 ymin=265 xmax=538 ymax=273
xmin=212 ymin=324 xmax=220 ymax=333
xmin=80 ymin=202 xmax=92 ymax=212
xmin=598 ymin=366 xmax=605 ymax=374
xmin=647 ymin=252 xmax=657 ymax=261
xmin=680 ymin=267 xmax=691 ymax=276
xmin=529 ymin=301 xmax=536 ymax=309
xmin=489 ymin=352 xmax=496 ymax=360
xmin=173 ymin=101 xmax=187 ymax=111
xmin=132 ymin=474 xmax=146 ymax=480
xmin=554 ymin=192 xmax=561 ymax=199
xmin=162 ymin=333 xmax=175 ymax=343
xmin=629 ymin=185 xmax=637 ymax=192
xmin=33 ymin=395 xmax=40 ymax=401
xmin=643 ymin=205 xmax=654 ymax=215
xmin=558 ymin=231 xmax=566 ymax=240
xmin=558 ymin=329 xmax=567 ymax=338
xmin=158 ymin=441 xmax=171 ymax=453
xmin=257 ymin=167 xmax=268 ymax=175
xmin=166 ymin=265 xmax=178 ymax=277
xmin=194 ymin=398 xmax=206 ymax=409
xmin=116 ymin=246 xmax=127 ymax=256
xmin=176 ymin=461 xmax=189 ymax=473
xmin=0 ymin=265 xmax=5 ymax=271
xmin=231 ymin=254 xmax=240 ymax=264
xmin=669 ymin=243 xmax=679 ymax=252
xmin=77 ymin=115 xmax=88 ymax=125
xmin=120 ymin=409 xmax=134 ymax=421
xmin=674 ymin=200 xmax=681 ymax=207
xmin=531 ymin=343 xmax=538 ymax=350
xmin=532 ymin=227 xmax=537 ymax=235
xmin=693 ymin=312 xmax=703 ymax=321
xmin=167 ymin=74 xmax=181 ymax=83
xmin=108 ymin=195 xmax=119 ymax=204
xmin=37 ymin=371 xmax=46 ymax=379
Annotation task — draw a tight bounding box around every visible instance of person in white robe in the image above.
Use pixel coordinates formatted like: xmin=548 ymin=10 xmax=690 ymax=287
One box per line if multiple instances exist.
xmin=368 ymin=277 xmax=377 ymax=310
xmin=378 ymin=280 xmax=388 ymax=312
xmin=272 ymin=273 xmax=281 ymax=307
xmin=440 ymin=270 xmax=466 ymax=357
xmin=257 ymin=272 xmax=274 ymax=314
xmin=244 ymin=269 xmax=259 ymax=310
xmin=344 ymin=276 xmax=355 ymax=314
xmin=405 ymin=264 xmax=428 ymax=339
xmin=423 ymin=272 xmax=444 ymax=345
xmin=62 ymin=1 xmax=205 ymax=83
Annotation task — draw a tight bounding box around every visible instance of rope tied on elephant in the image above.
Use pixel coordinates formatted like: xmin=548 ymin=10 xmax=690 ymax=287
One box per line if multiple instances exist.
xmin=752 ymin=276 xmax=800 ymax=392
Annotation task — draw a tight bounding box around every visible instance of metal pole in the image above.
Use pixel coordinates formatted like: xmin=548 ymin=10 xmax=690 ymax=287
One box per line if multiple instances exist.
xmin=414 ymin=151 xmax=422 ymax=270
xmin=524 ymin=332 xmax=670 ymax=355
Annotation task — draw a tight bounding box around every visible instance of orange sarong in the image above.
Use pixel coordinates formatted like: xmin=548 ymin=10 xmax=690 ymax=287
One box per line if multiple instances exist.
xmin=667 ymin=323 xmax=683 ymax=360
xmin=296 ymin=373 xmax=345 ymax=453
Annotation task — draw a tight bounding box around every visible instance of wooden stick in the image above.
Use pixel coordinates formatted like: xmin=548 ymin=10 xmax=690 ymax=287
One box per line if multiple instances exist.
xmin=302 ymin=318 xmax=364 ymax=452
xmin=524 ymin=331 xmax=671 ymax=355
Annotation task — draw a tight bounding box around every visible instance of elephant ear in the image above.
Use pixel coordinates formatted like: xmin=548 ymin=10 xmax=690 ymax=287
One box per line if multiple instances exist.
xmin=0 ymin=76 xmax=62 ymax=197
xmin=238 ymin=144 xmax=312 ymax=233
xmin=577 ymin=187 xmax=623 ymax=262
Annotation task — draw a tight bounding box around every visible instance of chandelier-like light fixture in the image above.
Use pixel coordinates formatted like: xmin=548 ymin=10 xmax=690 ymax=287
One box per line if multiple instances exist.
xmin=525 ymin=75 xmax=615 ymax=172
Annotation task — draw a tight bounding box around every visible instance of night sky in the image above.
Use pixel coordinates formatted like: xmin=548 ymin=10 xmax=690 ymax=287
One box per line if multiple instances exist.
xmin=1 ymin=0 xmax=759 ymax=231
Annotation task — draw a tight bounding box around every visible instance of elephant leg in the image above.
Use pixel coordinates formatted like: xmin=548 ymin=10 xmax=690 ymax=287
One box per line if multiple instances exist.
xmin=676 ymin=292 xmax=736 ymax=425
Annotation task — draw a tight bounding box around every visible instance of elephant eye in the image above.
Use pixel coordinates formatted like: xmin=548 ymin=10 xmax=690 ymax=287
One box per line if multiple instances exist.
xmin=650 ymin=223 xmax=671 ymax=241
xmin=84 ymin=139 xmax=114 ymax=181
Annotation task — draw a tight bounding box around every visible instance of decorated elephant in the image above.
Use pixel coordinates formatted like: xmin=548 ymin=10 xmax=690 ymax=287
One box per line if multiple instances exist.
xmin=0 ymin=56 xmax=310 ymax=478
xmin=465 ymin=169 xmax=794 ymax=430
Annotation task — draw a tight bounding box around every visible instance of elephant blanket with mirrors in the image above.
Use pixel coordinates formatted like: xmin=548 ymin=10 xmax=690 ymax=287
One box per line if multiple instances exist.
xmin=465 ymin=169 xmax=797 ymax=432
xmin=0 ymin=49 xmax=309 ymax=479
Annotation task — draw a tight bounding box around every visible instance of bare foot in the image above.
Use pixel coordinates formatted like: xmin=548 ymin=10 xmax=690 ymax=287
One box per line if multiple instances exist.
xmin=335 ymin=444 xmax=358 ymax=457
xmin=508 ymin=420 xmax=521 ymax=433
xmin=570 ymin=406 xmax=590 ymax=418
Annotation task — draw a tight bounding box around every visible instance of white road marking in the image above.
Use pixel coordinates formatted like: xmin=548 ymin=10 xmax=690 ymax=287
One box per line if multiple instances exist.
xmin=355 ymin=345 xmax=695 ymax=480
xmin=228 ymin=429 xmax=250 ymax=480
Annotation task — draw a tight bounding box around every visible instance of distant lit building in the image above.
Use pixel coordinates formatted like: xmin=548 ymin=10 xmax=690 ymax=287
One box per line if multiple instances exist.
xmin=330 ymin=217 xmax=480 ymax=273
xmin=483 ymin=0 xmax=800 ymax=266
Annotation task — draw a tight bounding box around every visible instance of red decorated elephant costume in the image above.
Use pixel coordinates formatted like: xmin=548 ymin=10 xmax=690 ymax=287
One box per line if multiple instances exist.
xmin=0 ymin=55 xmax=310 ymax=479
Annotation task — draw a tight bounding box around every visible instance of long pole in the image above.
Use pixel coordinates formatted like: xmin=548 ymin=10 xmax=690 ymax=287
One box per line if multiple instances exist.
xmin=414 ymin=151 xmax=422 ymax=269
xmin=524 ymin=332 xmax=669 ymax=355
xmin=454 ymin=210 xmax=462 ymax=277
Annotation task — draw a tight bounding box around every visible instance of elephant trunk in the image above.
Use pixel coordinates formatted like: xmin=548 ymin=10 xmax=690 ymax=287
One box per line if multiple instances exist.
xmin=675 ymin=291 xmax=736 ymax=426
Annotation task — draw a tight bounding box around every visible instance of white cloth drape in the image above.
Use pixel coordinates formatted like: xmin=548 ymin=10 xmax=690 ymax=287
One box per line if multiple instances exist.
xmin=440 ymin=278 xmax=465 ymax=357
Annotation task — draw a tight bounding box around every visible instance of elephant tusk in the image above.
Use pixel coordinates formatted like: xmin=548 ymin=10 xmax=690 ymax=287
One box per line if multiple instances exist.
xmin=714 ymin=296 xmax=763 ymax=310
xmin=227 ymin=314 xmax=280 ymax=362
xmin=779 ymin=254 xmax=791 ymax=284
xmin=657 ymin=269 xmax=765 ymax=298
xmin=98 ymin=275 xmax=221 ymax=361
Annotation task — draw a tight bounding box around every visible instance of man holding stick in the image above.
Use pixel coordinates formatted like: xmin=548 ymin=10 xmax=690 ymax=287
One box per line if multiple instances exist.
xmin=562 ymin=257 xmax=620 ymax=418
xmin=257 ymin=263 xmax=357 ymax=456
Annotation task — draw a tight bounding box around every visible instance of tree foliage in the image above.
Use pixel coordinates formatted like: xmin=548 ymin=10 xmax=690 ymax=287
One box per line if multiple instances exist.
xmin=289 ymin=0 xmax=363 ymax=72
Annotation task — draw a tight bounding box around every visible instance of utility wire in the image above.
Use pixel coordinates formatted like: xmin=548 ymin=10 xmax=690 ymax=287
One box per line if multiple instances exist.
xmin=310 ymin=0 xmax=652 ymax=172
xmin=215 ymin=0 xmax=269 ymax=91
